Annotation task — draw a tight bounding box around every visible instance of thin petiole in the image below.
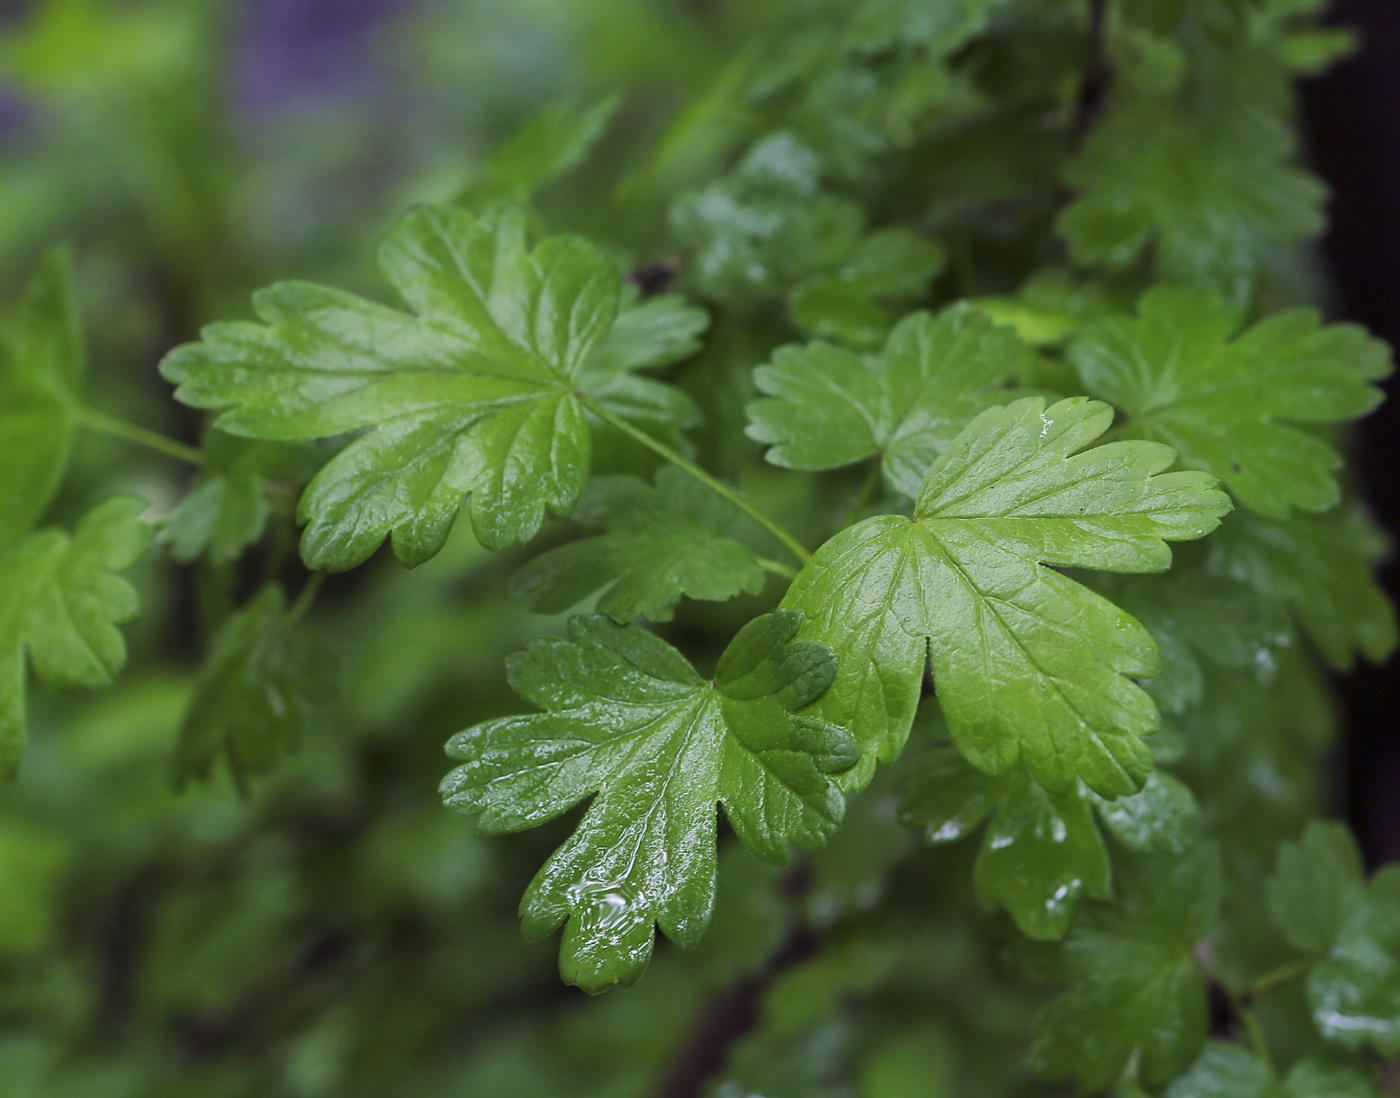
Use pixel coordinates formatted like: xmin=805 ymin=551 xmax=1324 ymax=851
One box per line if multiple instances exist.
xmin=840 ymin=463 xmax=881 ymax=529
xmin=80 ymin=407 xmax=204 ymax=467
xmin=1243 ymin=959 xmax=1311 ymax=1001
xmin=757 ymin=557 xmax=798 ymax=581
xmin=287 ymin=571 xmax=326 ymax=624
xmin=581 ymin=398 xmax=811 ymax=565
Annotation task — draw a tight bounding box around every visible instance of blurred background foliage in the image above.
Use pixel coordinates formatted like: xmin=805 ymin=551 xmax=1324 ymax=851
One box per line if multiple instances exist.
xmin=0 ymin=0 xmax=1385 ymax=1095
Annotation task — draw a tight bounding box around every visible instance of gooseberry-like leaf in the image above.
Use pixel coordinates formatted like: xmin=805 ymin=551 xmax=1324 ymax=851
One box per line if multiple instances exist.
xmin=899 ymin=746 xmax=1199 ymax=939
xmin=160 ymin=203 xmax=703 ymax=571
xmin=439 ymin=610 xmax=856 ymax=993
xmin=1266 ymin=821 xmax=1400 ymax=1058
xmin=1201 ymin=506 xmax=1396 ymax=672
xmin=0 ymin=498 xmax=151 ymax=777
xmin=747 ymin=304 xmax=1026 ymax=497
xmin=1029 ymin=844 xmax=1221 ymax=1092
xmin=511 ymin=465 xmax=764 ymax=623
xmin=173 ymin=585 xmax=335 ymax=791
xmin=0 ymin=247 xmax=83 ymax=547
xmin=165 ymin=430 xmax=323 ymax=565
xmin=1166 ymin=1041 xmax=1380 ymax=1098
xmin=1069 ymin=286 xmax=1391 ymax=518
xmin=782 ymin=396 xmax=1230 ymax=796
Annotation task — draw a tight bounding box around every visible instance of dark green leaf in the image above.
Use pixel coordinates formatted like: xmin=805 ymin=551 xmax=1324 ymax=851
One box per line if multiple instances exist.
xmin=439 ymin=610 xmax=855 ymax=993
xmin=510 ymin=465 xmax=764 ymax=623
xmin=173 ymin=585 xmax=335 ymax=790
xmin=1070 ymin=286 xmax=1390 ymax=517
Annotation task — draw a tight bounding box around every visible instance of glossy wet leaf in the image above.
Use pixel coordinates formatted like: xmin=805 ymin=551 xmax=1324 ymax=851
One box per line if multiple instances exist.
xmin=0 ymin=247 xmax=83 ymax=547
xmin=161 ymin=203 xmax=702 ymax=570
xmin=165 ymin=430 xmax=323 ymax=565
xmin=1266 ymin=821 xmax=1400 ymax=1057
xmin=748 ymin=304 xmax=1026 ymax=496
xmin=1029 ymin=844 xmax=1221 ymax=1092
xmin=1166 ymin=1040 xmax=1380 ymax=1098
xmin=0 ymin=498 xmax=151 ymax=777
xmin=1057 ymin=96 xmax=1325 ymax=297
xmin=898 ymin=747 xmax=1198 ymax=939
xmin=1201 ymin=506 xmax=1396 ymax=672
xmin=510 ymin=465 xmax=764 ymax=623
xmin=173 ymin=585 xmax=336 ymax=791
xmin=439 ymin=610 xmax=856 ymax=993
xmin=782 ymin=396 xmax=1230 ymax=796
xmin=1070 ymin=286 xmax=1390 ymax=517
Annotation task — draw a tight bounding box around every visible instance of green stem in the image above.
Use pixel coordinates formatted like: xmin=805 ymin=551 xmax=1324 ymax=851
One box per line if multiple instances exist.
xmin=1237 ymin=1005 xmax=1272 ymax=1072
xmin=1243 ymin=960 xmax=1311 ymax=1001
xmin=80 ymin=408 xmax=204 ymax=467
xmin=840 ymin=463 xmax=881 ymax=529
xmin=581 ymin=398 xmax=811 ymax=565
xmin=287 ymin=572 xmax=326 ymax=624
xmin=757 ymin=558 xmax=798 ymax=581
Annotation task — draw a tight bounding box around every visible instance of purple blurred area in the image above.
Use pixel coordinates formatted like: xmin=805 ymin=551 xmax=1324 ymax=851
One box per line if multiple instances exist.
xmin=234 ymin=0 xmax=417 ymax=109
xmin=1305 ymin=0 xmax=1400 ymax=865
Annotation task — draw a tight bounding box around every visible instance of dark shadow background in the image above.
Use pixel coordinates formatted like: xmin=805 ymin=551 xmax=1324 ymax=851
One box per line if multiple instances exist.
xmin=1305 ymin=0 xmax=1400 ymax=865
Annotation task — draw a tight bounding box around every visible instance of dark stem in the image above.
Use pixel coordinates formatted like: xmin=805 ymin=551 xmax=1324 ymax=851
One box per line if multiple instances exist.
xmin=1070 ymin=0 xmax=1111 ymax=148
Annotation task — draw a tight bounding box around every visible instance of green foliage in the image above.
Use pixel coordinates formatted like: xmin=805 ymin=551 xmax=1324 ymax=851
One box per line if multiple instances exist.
xmin=440 ymin=611 xmax=855 ymax=992
xmin=161 ymin=203 xmax=704 ymax=569
xmin=510 ymin=465 xmax=765 ymax=622
xmin=0 ymin=498 xmax=151 ymax=777
xmin=0 ymin=0 xmax=1394 ymax=1094
xmin=783 ymin=396 xmax=1229 ymax=796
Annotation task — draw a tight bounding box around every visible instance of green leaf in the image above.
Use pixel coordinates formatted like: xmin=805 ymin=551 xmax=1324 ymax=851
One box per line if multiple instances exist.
xmin=782 ymin=396 xmax=1230 ymax=796
xmin=160 ymin=203 xmax=702 ymax=570
xmin=165 ymin=429 xmax=323 ymax=565
xmin=439 ymin=610 xmax=856 ymax=993
xmin=0 ymin=246 xmax=83 ymax=547
xmin=785 ymin=228 xmax=946 ymax=350
xmin=844 ymin=0 xmax=1002 ymax=53
xmin=510 ymin=465 xmax=764 ymax=623
xmin=1201 ymin=506 xmax=1396 ymax=671
xmin=1057 ymin=96 xmax=1326 ymax=296
xmin=456 ymin=94 xmax=621 ymax=206
xmin=1069 ymin=286 xmax=1391 ymax=517
xmin=1266 ymin=822 xmax=1400 ymax=1057
xmin=748 ymin=304 xmax=1026 ymax=497
xmin=173 ymin=585 xmax=335 ymax=791
xmin=1029 ymin=844 xmax=1222 ymax=1092
xmin=1266 ymin=821 xmax=1365 ymax=957
xmin=1166 ymin=1041 xmax=1379 ymax=1098
xmin=899 ymin=746 xmax=1199 ymax=939
xmin=0 ymin=497 xmax=151 ymax=777
xmin=1089 ymin=567 xmax=1294 ymax=715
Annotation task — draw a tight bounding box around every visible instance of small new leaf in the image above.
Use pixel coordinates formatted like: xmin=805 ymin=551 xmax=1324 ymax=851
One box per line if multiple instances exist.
xmin=161 ymin=203 xmax=703 ymax=571
xmin=165 ymin=429 xmax=323 ymax=565
xmin=1029 ymin=844 xmax=1222 ymax=1092
xmin=1070 ymin=286 xmax=1391 ymax=517
xmin=439 ymin=610 xmax=856 ymax=993
xmin=0 ymin=246 xmax=84 ymax=547
xmin=899 ymin=746 xmax=1199 ymax=939
xmin=174 ymin=585 xmax=335 ymax=791
xmin=748 ymin=304 xmax=1026 ymax=497
xmin=782 ymin=396 xmax=1230 ymax=796
xmin=0 ymin=498 xmax=151 ymax=777
xmin=511 ymin=465 xmax=765 ymax=622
